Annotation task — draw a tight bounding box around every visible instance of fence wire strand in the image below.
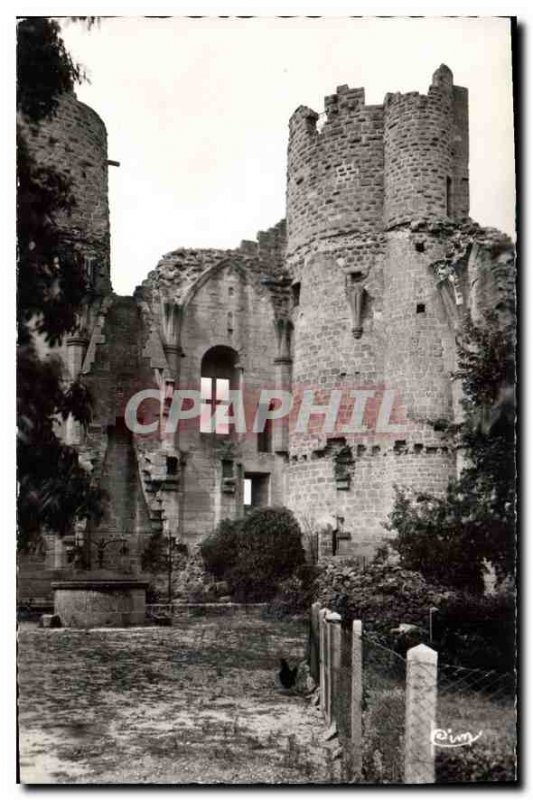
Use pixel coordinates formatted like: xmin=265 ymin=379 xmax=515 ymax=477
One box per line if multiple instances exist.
xmin=435 ymin=662 xmax=517 ymax=783
xmin=361 ymin=633 xmax=406 ymax=784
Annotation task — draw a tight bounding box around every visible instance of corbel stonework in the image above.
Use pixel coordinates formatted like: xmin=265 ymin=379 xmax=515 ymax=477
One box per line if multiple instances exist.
xmin=160 ymin=298 xmax=183 ymax=351
xmin=216 ymin=440 xmax=238 ymax=494
xmin=274 ymin=317 xmax=293 ymax=363
xmin=433 ymin=259 xmax=467 ymax=329
xmin=81 ymin=295 xmax=114 ymax=375
xmin=333 ymin=444 xmax=354 ymax=490
xmin=160 ymin=299 xmax=185 ymax=381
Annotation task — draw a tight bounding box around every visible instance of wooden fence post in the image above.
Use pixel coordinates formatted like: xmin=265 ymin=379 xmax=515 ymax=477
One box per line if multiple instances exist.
xmin=309 ymin=601 xmax=321 ymax=683
xmin=319 ymin=608 xmax=328 ymax=719
xmin=351 ymin=620 xmax=363 ymax=778
xmin=326 ymin=611 xmax=342 ymax=726
xmin=404 ymin=643 xmax=438 ymax=784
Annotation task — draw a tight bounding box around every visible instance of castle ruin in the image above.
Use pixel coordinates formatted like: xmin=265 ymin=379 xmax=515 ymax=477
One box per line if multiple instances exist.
xmin=18 ymin=65 xmax=515 ymax=600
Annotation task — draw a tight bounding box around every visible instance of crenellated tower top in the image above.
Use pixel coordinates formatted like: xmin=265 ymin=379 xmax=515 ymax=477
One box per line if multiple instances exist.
xmin=286 ymin=65 xmax=469 ymax=256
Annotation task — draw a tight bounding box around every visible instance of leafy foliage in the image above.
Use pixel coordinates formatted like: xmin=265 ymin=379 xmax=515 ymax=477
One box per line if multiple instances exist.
xmin=436 ymin=740 xmax=516 ymax=783
xmin=200 ymin=518 xmax=244 ymax=581
xmin=201 ymin=507 xmax=306 ymax=602
xmin=266 ymin=565 xmax=321 ymax=618
xmin=17 ymin=18 xmax=104 ymax=550
xmin=317 ymin=550 xmax=449 ymax=636
xmin=387 ymin=311 xmax=515 ymax=592
xmin=431 ymin=589 xmax=516 ymax=672
xmin=17 ymin=131 xmax=88 ymax=346
xmin=17 ymin=17 xmax=83 ymax=124
xmin=362 ymin=689 xmax=405 ymax=784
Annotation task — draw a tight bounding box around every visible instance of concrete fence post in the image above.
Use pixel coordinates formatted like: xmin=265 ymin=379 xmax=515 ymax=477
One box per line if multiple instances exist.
xmin=319 ymin=608 xmax=328 ymax=719
xmin=404 ymin=643 xmax=438 ymax=784
xmin=350 ymin=620 xmax=363 ymax=778
xmin=309 ymin=601 xmax=321 ymax=683
xmin=326 ymin=611 xmax=342 ymax=725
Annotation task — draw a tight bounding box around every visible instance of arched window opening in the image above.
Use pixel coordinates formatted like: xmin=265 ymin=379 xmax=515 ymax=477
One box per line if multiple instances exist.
xmin=200 ymin=345 xmax=239 ymax=435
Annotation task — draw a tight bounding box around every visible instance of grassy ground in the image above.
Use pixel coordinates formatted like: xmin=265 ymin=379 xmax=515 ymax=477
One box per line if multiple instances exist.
xmin=18 ymin=614 xmax=340 ymax=785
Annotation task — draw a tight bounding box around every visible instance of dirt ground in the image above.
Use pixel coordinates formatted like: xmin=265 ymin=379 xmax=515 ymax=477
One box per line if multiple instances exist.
xmin=17 ymin=614 xmax=341 ymax=784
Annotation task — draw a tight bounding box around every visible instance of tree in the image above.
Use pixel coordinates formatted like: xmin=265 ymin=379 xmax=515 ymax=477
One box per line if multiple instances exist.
xmin=17 ymin=18 xmax=104 ymax=551
xmin=387 ymin=310 xmax=516 ymax=592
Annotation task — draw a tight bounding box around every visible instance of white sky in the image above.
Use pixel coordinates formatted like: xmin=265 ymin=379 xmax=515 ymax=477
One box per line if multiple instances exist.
xmin=59 ymin=16 xmax=516 ymax=295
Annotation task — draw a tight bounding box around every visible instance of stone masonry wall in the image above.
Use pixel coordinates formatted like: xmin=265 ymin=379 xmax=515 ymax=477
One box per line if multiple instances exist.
xmin=285 ymin=66 xmax=469 ymax=558
xmin=383 ymin=65 xmax=468 ymax=229
xmin=287 ymin=87 xmax=384 ymax=256
xmin=177 ymin=258 xmax=285 ymax=543
xmin=19 ymin=91 xmax=111 ymax=290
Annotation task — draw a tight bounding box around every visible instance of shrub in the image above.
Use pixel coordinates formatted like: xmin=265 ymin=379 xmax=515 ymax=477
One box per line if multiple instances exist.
xmin=267 ymin=565 xmax=321 ymax=618
xmin=362 ymin=689 xmax=405 ymax=784
xmin=432 ymin=590 xmax=516 ymax=672
xmin=318 ymin=551 xmax=515 ymax=671
xmin=318 ymin=550 xmax=450 ymax=640
xmin=200 ymin=518 xmax=243 ymax=579
xmin=142 ymin=540 xmax=223 ymax=603
xmin=201 ymin=507 xmax=306 ymax=602
xmin=436 ymin=740 xmax=516 ymax=783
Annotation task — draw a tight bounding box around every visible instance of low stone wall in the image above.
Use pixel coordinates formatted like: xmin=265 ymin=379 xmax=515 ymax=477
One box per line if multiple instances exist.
xmin=53 ymin=577 xmax=147 ymax=628
xmin=147 ymin=602 xmax=268 ymax=619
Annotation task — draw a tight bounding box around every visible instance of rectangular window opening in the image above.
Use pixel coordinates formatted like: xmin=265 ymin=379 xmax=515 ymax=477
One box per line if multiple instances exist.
xmin=243 ymin=477 xmax=252 ymax=507
xmin=222 ymin=459 xmax=233 ymax=479
xmin=446 ymin=176 xmax=453 ymax=217
xmin=166 ymin=456 xmax=178 ymax=476
xmin=243 ymin=473 xmax=270 ymax=511
xmin=257 ymin=404 xmax=272 ymax=453
xmin=291 ymin=282 xmax=301 ymax=307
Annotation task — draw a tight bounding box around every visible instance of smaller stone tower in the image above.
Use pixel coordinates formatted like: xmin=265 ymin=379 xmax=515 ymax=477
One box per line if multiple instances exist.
xmin=383 ymin=64 xmax=469 ymax=227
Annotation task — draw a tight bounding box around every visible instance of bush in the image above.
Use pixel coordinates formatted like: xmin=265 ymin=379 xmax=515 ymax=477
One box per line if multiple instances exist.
xmin=318 ymin=550 xmax=450 ymax=641
xmin=201 ymin=507 xmax=306 ymax=602
xmin=267 ymin=565 xmax=321 ymax=618
xmin=318 ymin=551 xmax=515 ymax=671
xmin=436 ymin=740 xmax=516 ymax=783
xmin=432 ymin=590 xmax=516 ymax=672
xmin=142 ymin=540 xmax=224 ymax=603
xmin=200 ymin=518 xmax=243 ymax=579
xmin=362 ymin=689 xmax=405 ymax=784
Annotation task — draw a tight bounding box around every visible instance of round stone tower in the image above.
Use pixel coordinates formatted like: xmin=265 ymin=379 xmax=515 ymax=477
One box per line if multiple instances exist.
xmin=383 ymin=64 xmax=469 ymax=227
xmin=20 ymin=91 xmax=111 ymax=294
xmin=285 ymin=66 xmax=469 ymax=559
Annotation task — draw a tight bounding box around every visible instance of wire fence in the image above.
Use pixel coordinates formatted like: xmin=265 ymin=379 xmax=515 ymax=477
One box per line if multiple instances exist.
xmin=311 ymin=604 xmax=517 ymax=785
xmin=435 ymin=663 xmax=516 ymax=783
xmin=361 ymin=634 xmax=406 ymax=784
xmin=325 ymin=619 xmax=352 ymax=750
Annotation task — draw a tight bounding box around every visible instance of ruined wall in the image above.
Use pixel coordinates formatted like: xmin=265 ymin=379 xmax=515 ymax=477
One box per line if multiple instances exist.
xmin=18 ymin=64 xmax=515 ymax=603
xmin=142 ymin=249 xmax=286 ymax=545
xmin=77 ymin=296 xmax=159 ymax=571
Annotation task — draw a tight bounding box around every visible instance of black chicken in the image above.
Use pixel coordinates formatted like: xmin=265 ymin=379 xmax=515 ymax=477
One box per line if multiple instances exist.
xmin=278 ymin=658 xmax=298 ymax=689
